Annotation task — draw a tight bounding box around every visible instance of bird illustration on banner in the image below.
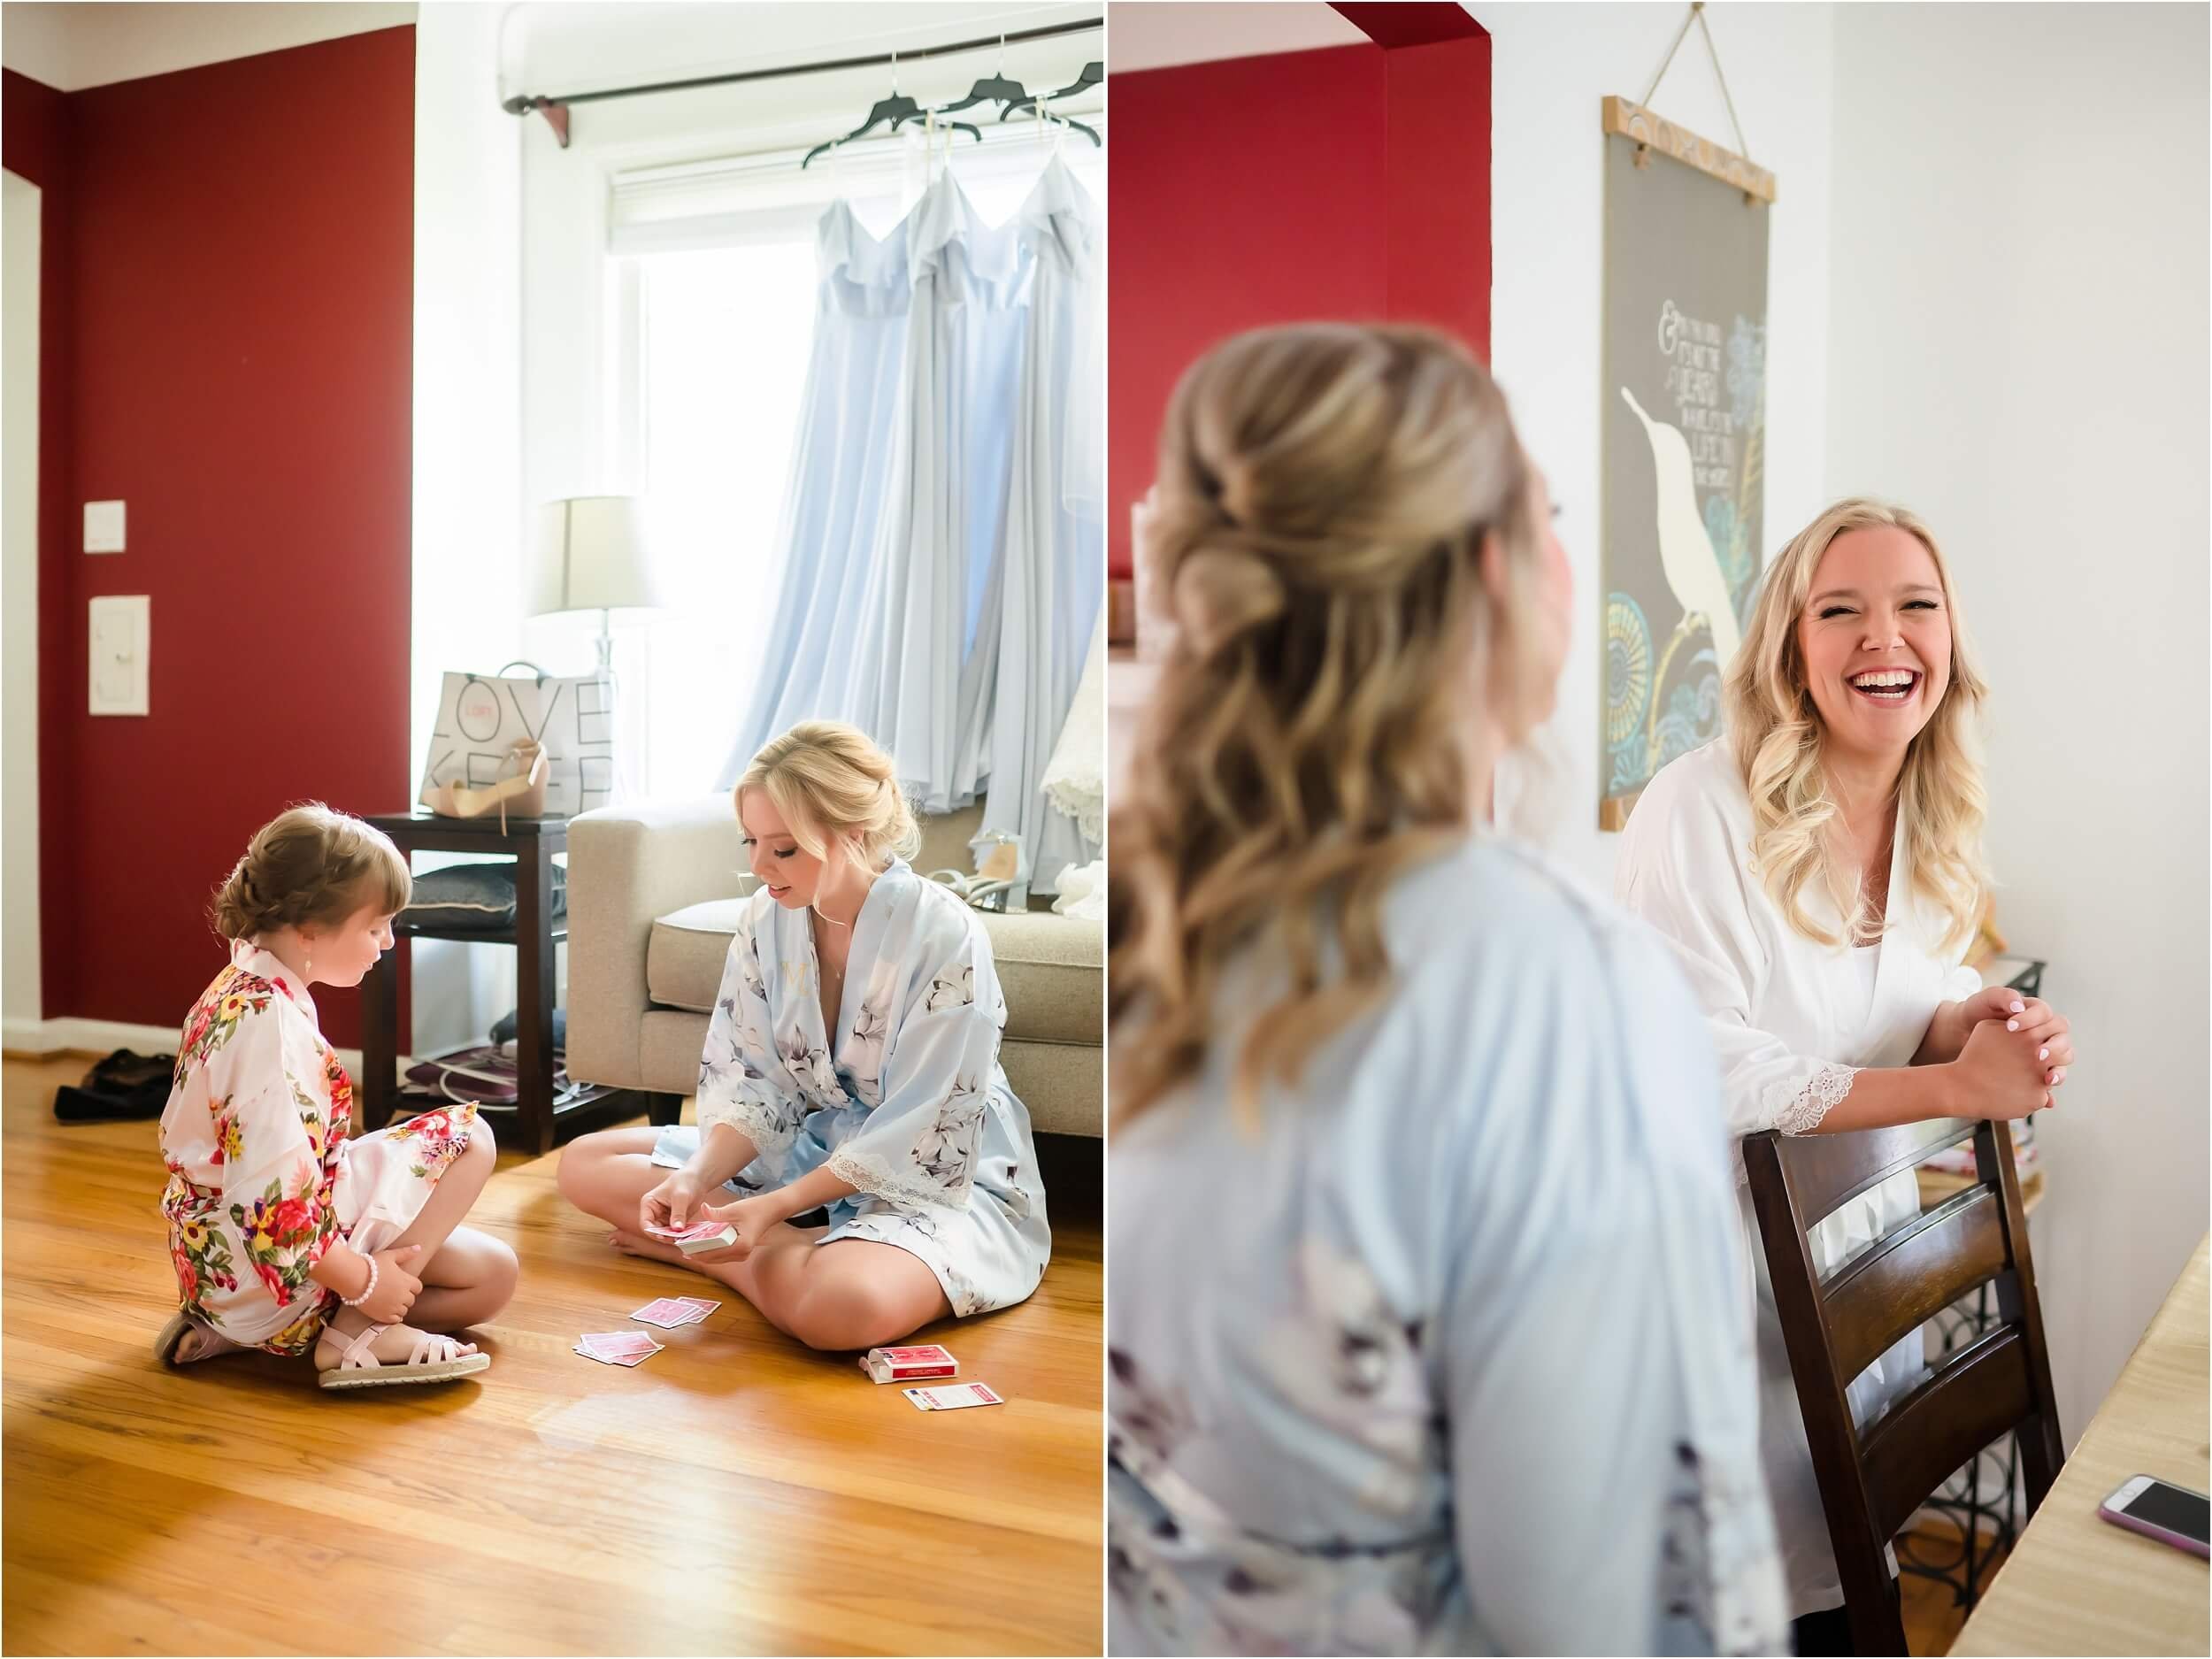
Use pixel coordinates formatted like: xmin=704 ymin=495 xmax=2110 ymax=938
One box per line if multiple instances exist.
xmin=1619 ymin=386 xmax=1740 ymax=671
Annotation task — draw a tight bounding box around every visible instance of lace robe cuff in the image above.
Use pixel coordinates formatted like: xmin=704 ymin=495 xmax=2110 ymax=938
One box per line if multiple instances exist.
xmin=1770 ymin=1064 xmax=1858 ymax=1137
xmin=826 ymin=1144 xmax=967 ymax=1216
xmin=698 ymin=1090 xmax=799 ymax=1162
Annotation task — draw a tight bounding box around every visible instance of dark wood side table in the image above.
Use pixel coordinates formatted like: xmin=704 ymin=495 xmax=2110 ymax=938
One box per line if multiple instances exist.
xmin=359 ymin=812 xmax=666 ymax=1156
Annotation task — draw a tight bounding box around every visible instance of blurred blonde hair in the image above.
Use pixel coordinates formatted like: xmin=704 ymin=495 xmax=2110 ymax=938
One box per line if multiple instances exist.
xmin=1724 ymin=497 xmax=1991 ymax=951
xmin=1110 ymin=323 xmax=1546 ymax=1128
xmin=736 ymin=720 xmax=920 ymax=868
xmin=211 ymin=804 xmax=411 ymax=941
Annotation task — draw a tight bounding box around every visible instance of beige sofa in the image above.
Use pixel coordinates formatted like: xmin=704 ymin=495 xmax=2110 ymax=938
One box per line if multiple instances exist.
xmin=566 ymin=799 xmax=1102 ymax=1136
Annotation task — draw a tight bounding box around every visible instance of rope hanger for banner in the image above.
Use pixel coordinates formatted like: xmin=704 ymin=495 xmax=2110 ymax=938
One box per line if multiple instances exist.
xmin=1641 ymin=2 xmax=1754 ymax=165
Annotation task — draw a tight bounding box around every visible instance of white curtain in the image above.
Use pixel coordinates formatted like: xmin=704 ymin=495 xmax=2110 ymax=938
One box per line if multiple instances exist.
xmin=720 ymin=155 xmax=1105 ymax=892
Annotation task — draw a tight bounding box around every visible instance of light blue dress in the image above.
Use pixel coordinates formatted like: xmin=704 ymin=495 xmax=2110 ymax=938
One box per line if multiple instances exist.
xmin=667 ymin=859 xmax=1050 ymax=1317
xmin=719 ymin=159 xmax=1104 ymax=893
xmin=1107 ymin=838 xmax=1789 ymax=1655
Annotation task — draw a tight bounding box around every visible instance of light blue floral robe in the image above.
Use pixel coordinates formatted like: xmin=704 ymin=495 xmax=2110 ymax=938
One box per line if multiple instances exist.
xmin=687 ymin=857 xmax=1049 ymax=1317
xmin=1108 ymin=838 xmax=1789 ymax=1655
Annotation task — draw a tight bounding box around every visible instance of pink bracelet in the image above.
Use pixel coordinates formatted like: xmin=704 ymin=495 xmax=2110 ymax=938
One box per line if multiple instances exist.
xmin=341 ymin=1253 xmax=380 ymax=1308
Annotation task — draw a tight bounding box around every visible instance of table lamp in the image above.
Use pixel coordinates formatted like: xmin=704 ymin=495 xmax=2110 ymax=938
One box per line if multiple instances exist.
xmin=530 ymin=495 xmax=667 ymax=672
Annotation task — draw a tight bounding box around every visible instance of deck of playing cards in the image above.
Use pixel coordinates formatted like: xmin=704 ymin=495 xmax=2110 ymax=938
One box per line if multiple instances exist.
xmin=631 ymin=1296 xmax=719 ymax=1330
xmin=860 ymin=1343 xmax=958 ymax=1384
xmin=643 ymin=1217 xmax=740 ymax=1255
xmin=574 ymin=1330 xmax=663 ymax=1366
xmin=902 ymin=1381 xmax=1003 ymax=1411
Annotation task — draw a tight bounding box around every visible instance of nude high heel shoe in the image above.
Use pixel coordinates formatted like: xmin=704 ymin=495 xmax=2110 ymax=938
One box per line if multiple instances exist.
xmin=424 ymin=741 xmax=550 ymax=831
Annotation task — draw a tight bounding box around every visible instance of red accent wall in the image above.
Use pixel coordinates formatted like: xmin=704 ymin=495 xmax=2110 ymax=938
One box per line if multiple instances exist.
xmin=4 ymin=30 xmax=416 ymax=1046
xmin=1106 ymin=14 xmax=1491 ymax=579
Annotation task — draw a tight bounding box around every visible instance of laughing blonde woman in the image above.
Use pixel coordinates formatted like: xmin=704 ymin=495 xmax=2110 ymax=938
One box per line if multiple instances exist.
xmin=1615 ymin=499 xmax=2074 ymax=1651
xmin=1107 ymin=324 xmax=1787 ymax=1655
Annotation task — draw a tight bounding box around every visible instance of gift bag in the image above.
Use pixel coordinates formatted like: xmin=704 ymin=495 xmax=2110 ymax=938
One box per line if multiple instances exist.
xmin=419 ymin=663 xmax=618 ymax=821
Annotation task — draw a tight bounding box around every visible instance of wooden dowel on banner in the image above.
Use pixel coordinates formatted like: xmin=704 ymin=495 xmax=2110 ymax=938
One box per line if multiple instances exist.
xmin=1602 ymin=96 xmax=1778 ymax=204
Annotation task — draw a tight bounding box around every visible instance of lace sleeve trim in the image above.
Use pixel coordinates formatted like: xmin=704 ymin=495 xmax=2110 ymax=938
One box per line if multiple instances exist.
xmin=826 ymin=1145 xmax=968 ymax=1215
xmin=1770 ymin=1064 xmax=1858 ymax=1137
xmin=698 ymin=1089 xmax=798 ymax=1160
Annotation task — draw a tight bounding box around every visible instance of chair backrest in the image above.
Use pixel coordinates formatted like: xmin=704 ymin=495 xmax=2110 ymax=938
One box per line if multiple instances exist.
xmin=1743 ymin=1117 xmax=2064 ymax=1655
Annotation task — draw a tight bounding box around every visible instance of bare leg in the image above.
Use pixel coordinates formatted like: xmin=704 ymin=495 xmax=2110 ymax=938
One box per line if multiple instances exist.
xmin=555 ymin=1125 xmax=949 ymax=1350
xmin=318 ymin=1119 xmax=498 ymax=1371
xmin=731 ymin=1235 xmax=952 ymax=1352
xmin=407 ymin=1224 xmax=518 ymax=1332
xmin=555 ymin=1126 xmax=670 ymax=1239
xmin=603 ymin=1219 xmax=950 ymax=1351
xmin=386 ymin=1116 xmax=498 ymax=1271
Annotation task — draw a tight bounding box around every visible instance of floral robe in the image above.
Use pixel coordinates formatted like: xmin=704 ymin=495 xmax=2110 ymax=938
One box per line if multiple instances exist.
xmin=158 ymin=944 xmax=479 ymax=1355
xmin=690 ymin=858 xmax=1050 ymax=1317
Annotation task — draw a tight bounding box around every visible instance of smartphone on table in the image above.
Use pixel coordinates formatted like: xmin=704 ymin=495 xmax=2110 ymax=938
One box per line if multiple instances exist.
xmin=2098 ymin=1474 xmax=2210 ymax=1559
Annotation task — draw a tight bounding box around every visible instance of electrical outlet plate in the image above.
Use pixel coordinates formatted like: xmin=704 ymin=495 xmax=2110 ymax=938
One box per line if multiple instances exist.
xmin=83 ymin=500 xmax=126 ymax=554
xmin=88 ymin=595 xmax=149 ymax=716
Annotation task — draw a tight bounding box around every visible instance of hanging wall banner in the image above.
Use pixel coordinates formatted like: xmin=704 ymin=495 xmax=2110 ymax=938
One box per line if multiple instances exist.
xmin=1599 ymin=96 xmax=1773 ymax=831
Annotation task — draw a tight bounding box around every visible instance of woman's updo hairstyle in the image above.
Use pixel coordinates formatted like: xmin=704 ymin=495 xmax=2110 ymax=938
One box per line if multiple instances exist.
xmin=736 ymin=720 xmax=922 ymax=867
xmin=211 ymin=804 xmax=411 ymax=941
xmin=1113 ymin=323 xmax=1547 ymax=1125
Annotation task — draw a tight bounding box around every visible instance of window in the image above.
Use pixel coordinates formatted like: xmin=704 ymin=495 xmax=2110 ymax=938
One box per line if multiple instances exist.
xmin=626 ymin=239 xmax=818 ymax=798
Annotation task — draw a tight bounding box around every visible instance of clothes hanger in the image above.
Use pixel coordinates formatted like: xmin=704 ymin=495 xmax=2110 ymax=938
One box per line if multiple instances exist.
xmin=1003 ymin=60 xmax=1102 ymax=119
xmin=915 ymin=35 xmax=1031 ymax=120
xmin=1004 ymin=61 xmax=1102 ymax=147
xmin=802 ymin=52 xmax=980 ymax=169
xmin=1026 ymin=92 xmax=1099 ymax=151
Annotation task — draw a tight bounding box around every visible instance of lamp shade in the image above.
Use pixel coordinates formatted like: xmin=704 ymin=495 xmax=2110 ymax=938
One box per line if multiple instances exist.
xmin=531 ymin=496 xmax=668 ymax=616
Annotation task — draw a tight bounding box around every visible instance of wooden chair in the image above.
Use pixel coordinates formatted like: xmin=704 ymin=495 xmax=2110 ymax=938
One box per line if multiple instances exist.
xmin=1744 ymin=1118 xmax=2064 ymax=1655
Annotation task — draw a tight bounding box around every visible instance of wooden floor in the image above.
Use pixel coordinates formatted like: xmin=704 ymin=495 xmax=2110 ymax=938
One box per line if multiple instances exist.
xmin=2 ymin=1056 xmax=1103 ymax=1656
xmin=1901 ymin=1525 xmax=2014 ymax=1656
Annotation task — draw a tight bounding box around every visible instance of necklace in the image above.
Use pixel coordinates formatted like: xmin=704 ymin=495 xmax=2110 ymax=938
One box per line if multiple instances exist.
xmin=810 ymin=908 xmax=849 ymax=990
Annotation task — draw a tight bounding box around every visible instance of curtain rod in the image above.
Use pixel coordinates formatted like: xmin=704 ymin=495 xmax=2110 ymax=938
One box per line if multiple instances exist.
xmin=504 ymin=17 xmax=1103 ymax=147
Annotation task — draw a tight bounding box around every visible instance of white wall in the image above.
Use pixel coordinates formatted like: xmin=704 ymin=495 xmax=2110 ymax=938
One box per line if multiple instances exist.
xmin=1823 ymin=2 xmax=2210 ymax=1448
xmin=1478 ymin=1 xmax=1838 ymax=885
xmin=1106 ymin=2 xmax=1364 ymax=73
xmin=410 ymin=2 xmax=526 ymax=1055
xmin=3 ymin=169 xmax=43 ymax=1033
xmin=0 ymin=2 xmax=416 ymax=91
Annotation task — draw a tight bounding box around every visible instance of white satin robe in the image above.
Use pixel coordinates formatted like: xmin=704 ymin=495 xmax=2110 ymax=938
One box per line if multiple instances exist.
xmin=1615 ymin=739 xmax=1981 ymax=1617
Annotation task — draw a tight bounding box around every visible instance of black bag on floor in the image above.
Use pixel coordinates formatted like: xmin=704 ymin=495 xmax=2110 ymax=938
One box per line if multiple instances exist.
xmin=53 ymin=1048 xmax=174 ymax=1122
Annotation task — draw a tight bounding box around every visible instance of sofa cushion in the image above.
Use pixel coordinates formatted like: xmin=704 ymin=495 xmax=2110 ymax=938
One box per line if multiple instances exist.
xmin=646 ymin=894 xmax=1101 ymax=1047
xmin=647 ymin=899 xmax=748 ymax=1014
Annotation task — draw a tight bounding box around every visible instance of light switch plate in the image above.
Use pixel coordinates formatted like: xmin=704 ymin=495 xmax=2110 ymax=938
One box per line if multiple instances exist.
xmin=83 ymin=500 xmax=126 ymax=554
xmin=88 ymin=595 xmax=150 ymax=716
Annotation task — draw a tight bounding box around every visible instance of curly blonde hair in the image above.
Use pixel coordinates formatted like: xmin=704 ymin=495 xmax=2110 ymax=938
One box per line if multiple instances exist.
xmin=211 ymin=804 xmax=411 ymax=941
xmin=1110 ymin=324 xmax=1547 ymax=1127
xmin=1724 ymin=497 xmax=1992 ymax=951
xmin=736 ymin=720 xmax=921 ymax=868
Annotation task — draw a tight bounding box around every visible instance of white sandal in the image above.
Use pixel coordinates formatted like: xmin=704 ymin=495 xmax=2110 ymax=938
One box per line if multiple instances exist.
xmin=316 ymin=1323 xmax=491 ymax=1391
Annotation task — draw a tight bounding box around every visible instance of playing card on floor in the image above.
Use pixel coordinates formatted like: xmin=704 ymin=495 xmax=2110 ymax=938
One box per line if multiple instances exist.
xmin=902 ymin=1381 xmax=1004 ymax=1411
xmin=630 ymin=1298 xmax=696 ymax=1329
xmin=674 ymin=1296 xmax=720 ymax=1322
xmin=578 ymin=1331 xmax=662 ymax=1366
